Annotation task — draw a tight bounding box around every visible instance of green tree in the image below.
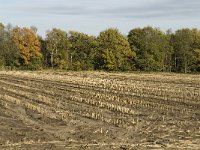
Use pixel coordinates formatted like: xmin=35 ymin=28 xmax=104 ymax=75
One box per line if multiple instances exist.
xmin=68 ymin=31 xmax=98 ymax=70
xmin=164 ymin=29 xmax=174 ymax=72
xmin=192 ymin=49 xmax=200 ymax=72
xmin=0 ymin=23 xmax=6 ymax=68
xmin=97 ymin=28 xmax=135 ymax=71
xmin=46 ymin=28 xmax=69 ymax=69
xmin=172 ymin=29 xmax=194 ymax=73
xmin=191 ymin=29 xmax=200 ymax=72
xmin=38 ymin=36 xmax=50 ymax=68
xmin=0 ymin=23 xmax=20 ymax=69
xmin=128 ymin=27 xmax=170 ymax=71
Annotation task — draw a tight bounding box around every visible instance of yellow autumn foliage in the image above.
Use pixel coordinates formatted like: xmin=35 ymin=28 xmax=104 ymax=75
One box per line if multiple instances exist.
xmin=12 ymin=27 xmax=42 ymax=65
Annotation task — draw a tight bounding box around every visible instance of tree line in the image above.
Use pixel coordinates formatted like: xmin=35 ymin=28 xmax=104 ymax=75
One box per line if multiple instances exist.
xmin=0 ymin=23 xmax=200 ymax=73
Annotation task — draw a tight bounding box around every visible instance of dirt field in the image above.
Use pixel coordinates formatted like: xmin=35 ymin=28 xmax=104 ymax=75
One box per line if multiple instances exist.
xmin=0 ymin=71 xmax=199 ymax=149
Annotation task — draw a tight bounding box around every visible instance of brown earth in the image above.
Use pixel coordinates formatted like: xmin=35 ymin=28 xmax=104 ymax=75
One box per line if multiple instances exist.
xmin=0 ymin=71 xmax=199 ymax=150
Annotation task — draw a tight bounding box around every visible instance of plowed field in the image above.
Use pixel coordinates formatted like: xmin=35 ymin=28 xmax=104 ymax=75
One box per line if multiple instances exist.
xmin=0 ymin=71 xmax=199 ymax=149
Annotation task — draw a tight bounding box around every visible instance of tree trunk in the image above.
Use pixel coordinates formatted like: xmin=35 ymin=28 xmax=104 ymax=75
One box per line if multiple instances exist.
xmin=51 ymin=51 xmax=54 ymax=69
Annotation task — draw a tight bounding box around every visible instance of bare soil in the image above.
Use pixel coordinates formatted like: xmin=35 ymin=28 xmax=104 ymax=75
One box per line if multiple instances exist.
xmin=0 ymin=71 xmax=199 ymax=149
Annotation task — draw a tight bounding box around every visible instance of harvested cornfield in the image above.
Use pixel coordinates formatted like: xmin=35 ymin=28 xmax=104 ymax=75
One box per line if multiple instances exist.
xmin=0 ymin=71 xmax=199 ymax=149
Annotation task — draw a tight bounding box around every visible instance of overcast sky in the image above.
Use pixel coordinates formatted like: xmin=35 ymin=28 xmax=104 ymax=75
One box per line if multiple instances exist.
xmin=1 ymin=0 xmax=200 ymax=37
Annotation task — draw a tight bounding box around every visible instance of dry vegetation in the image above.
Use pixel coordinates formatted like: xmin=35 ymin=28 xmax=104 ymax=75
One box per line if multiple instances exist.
xmin=0 ymin=71 xmax=199 ymax=149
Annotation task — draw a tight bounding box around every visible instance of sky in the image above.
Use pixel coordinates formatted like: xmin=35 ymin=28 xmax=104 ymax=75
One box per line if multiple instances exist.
xmin=0 ymin=0 xmax=200 ymax=37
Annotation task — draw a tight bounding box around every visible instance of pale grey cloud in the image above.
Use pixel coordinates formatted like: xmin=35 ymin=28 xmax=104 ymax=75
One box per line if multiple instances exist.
xmin=0 ymin=0 xmax=200 ymax=36
xmin=99 ymin=0 xmax=200 ymax=19
xmin=23 ymin=0 xmax=200 ymax=19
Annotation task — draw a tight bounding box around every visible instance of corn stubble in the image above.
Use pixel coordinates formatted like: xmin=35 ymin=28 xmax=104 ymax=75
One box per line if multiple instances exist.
xmin=0 ymin=71 xmax=199 ymax=149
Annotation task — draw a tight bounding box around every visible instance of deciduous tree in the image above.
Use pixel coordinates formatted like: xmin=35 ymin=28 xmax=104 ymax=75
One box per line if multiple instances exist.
xmin=46 ymin=28 xmax=69 ymax=69
xmin=172 ymin=29 xmax=194 ymax=73
xmin=68 ymin=31 xmax=98 ymax=70
xmin=11 ymin=27 xmax=42 ymax=69
xmin=128 ymin=27 xmax=170 ymax=71
xmin=98 ymin=28 xmax=135 ymax=71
